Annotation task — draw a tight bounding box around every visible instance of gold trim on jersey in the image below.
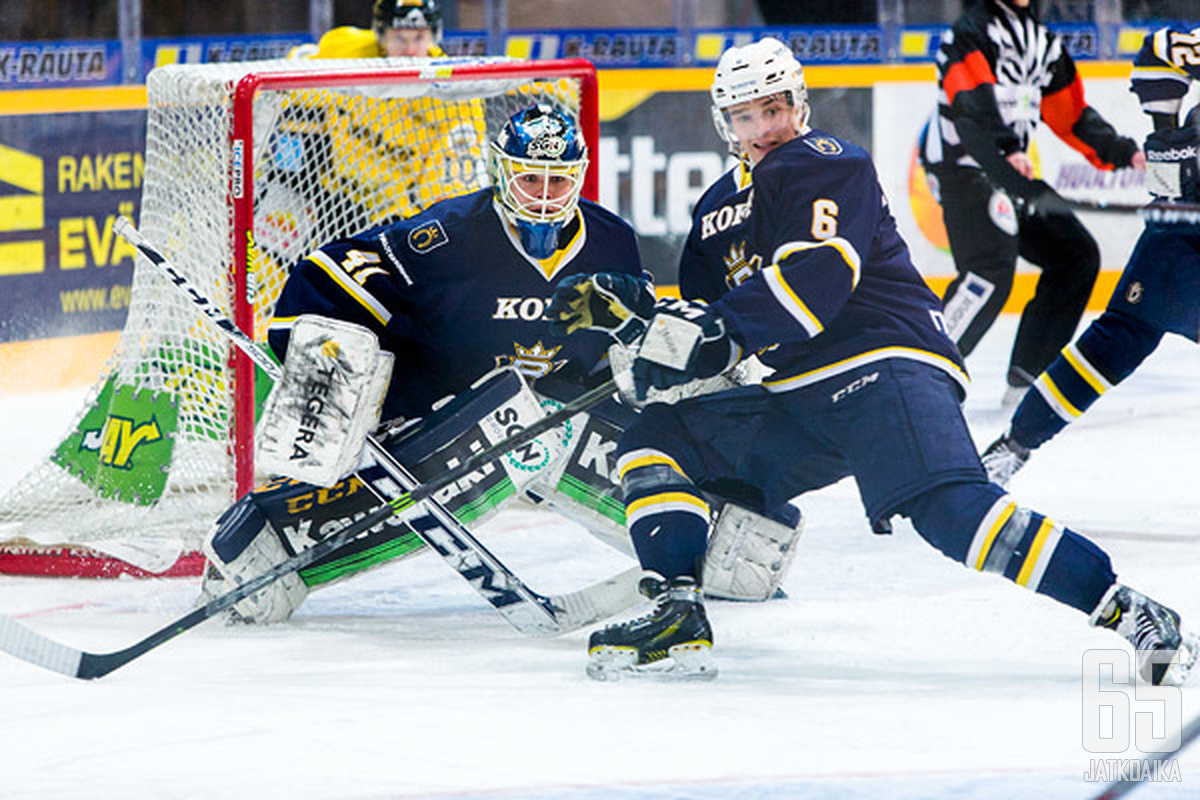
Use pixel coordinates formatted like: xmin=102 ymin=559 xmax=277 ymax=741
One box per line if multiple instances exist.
xmin=762 ymin=346 xmax=970 ymax=397
xmin=305 ymin=250 xmax=393 ymax=325
xmin=763 ymin=263 xmax=823 ymax=338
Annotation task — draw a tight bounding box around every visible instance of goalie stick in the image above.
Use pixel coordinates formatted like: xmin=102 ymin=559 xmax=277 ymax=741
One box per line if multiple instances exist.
xmin=111 ymin=214 xmax=637 ymax=635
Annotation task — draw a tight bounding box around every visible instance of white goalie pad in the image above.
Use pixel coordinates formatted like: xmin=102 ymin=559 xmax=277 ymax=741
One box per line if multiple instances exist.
xmin=202 ymin=512 xmax=309 ymax=624
xmin=607 ymin=343 xmax=760 ymax=408
xmin=257 ymin=315 xmax=394 ymax=487
xmin=702 ymin=502 xmax=804 ymax=601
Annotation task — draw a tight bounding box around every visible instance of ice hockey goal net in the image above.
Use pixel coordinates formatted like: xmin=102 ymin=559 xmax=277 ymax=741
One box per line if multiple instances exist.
xmin=0 ymin=56 xmax=598 ymax=577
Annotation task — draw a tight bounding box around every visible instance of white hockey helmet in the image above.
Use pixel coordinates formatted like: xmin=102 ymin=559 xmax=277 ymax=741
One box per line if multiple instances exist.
xmin=710 ymin=38 xmax=809 ymax=153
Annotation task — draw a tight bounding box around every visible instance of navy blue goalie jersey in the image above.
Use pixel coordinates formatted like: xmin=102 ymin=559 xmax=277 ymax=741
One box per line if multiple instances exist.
xmin=684 ymin=130 xmax=967 ymax=395
xmin=269 ymin=188 xmax=643 ymax=421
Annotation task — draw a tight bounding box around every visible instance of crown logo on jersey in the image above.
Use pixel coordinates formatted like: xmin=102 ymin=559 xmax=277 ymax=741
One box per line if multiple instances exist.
xmin=496 ymin=341 xmax=565 ymax=379
xmin=723 ymin=241 xmax=762 ymax=289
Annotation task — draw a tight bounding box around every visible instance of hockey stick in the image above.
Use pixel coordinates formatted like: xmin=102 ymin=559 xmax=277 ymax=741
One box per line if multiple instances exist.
xmin=1089 ymin=710 xmax=1200 ymax=799
xmin=1054 ymin=197 xmax=1200 ymax=224
xmin=109 ymin=216 xmax=637 ymax=632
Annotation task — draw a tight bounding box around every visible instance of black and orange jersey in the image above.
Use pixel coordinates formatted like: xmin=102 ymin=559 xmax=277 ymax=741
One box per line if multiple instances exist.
xmin=922 ymin=0 xmax=1137 ymax=174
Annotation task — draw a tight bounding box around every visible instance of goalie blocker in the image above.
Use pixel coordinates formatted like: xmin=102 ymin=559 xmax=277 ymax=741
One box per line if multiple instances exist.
xmin=205 ymin=371 xmax=803 ymax=623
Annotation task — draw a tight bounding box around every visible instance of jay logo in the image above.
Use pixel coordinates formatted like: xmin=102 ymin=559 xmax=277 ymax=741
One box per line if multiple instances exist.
xmin=495 ymin=341 xmax=566 ymax=379
xmin=408 ymin=220 xmax=448 ymax=254
xmin=85 ymin=415 xmax=163 ymax=469
xmin=803 ymin=136 xmax=843 ymax=156
xmin=723 ymin=241 xmax=762 ymax=289
xmin=1125 ymin=281 xmax=1144 ymax=305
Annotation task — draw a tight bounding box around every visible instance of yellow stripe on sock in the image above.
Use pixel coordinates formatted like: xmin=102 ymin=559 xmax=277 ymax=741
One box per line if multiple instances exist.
xmin=1061 ymin=346 xmax=1108 ymax=397
xmin=1040 ymin=374 xmax=1083 ymax=418
xmin=1016 ymin=518 xmax=1056 ymax=587
xmin=626 ymin=491 xmax=710 ymax=518
xmin=974 ymin=502 xmax=1016 ymax=572
xmin=617 ymin=453 xmax=684 ymax=480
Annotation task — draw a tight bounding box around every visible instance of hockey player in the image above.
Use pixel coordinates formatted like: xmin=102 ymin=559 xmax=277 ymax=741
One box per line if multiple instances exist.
xmin=921 ymin=0 xmax=1144 ymax=404
xmin=291 ymin=0 xmax=446 ymax=58
xmin=983 ymin=26 xmax=1200 ymax=486
xmin=277 ymin=0 xmax=478 ymax=231
xmin=552 ymin=38 xmax=1196 ymax=687
xmin=203 ymin=103 xmax=640 ymax=622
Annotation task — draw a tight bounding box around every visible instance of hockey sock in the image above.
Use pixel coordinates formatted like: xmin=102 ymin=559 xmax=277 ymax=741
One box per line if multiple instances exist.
xmin=903 ymin=481 xmax=1115 ymax=614
xmin=1009 ymin=311 xmax=1162 ymax=449
xmin=618 ymin=448 xmax=709 ymax=581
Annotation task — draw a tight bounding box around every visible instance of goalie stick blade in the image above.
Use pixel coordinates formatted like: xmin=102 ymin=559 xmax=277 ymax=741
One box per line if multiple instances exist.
xmin=0 ymin=606 xmax=210 ymax=680
xmin=542 ymin=566 xmax=643 ymax=635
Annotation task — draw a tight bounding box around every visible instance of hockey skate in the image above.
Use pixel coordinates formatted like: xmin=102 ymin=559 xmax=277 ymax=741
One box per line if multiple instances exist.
xmin=586 ymin=576 xmax=717 ymax=682
xmin=1091 ymin=584 xmax=1198 ymax=687
xmin=981 ymin=432 xmax=1030 ymax=487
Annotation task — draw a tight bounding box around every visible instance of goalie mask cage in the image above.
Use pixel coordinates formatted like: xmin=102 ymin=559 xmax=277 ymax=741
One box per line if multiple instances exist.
xmin=0 ymin=56 xmax=599 ymax=578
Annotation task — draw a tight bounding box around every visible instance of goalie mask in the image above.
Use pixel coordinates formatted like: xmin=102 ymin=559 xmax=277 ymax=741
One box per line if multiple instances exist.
xmin=710 ymin=38 xmax=809 ymax=159
xmin=489 ymin=103 xmax=588 ymax=259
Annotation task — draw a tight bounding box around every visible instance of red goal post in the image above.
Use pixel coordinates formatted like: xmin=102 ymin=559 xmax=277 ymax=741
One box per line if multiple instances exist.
xmin=0 ymin=56 xmax=599 ymax=578
xmin=225 ymin=58 xmax=600 ymax=496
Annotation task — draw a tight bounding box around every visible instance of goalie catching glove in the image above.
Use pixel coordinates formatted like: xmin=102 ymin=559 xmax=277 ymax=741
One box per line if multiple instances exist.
xmin=633 ymin=298 xmax=742 ymax=402
xmin=547 ymin=272 xmax=656 ymax=345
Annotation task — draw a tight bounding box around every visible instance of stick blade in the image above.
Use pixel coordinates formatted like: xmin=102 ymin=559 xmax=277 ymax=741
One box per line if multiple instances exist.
xmin=0 ymin=615 xmax=85 ymax=678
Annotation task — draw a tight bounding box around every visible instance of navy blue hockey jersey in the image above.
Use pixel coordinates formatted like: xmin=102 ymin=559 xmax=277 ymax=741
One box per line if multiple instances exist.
xmin=685 ymin=129 xmax=968 ymax=394
xmin=269 ymin=188 xmax=642 ymax=421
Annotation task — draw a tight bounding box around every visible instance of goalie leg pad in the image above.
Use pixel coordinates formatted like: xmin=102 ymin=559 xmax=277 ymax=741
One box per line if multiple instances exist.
xmin=203 ymin=497 xmax=309 ymax=624
xmin=702 ymin=502 xmax=804 ymax=602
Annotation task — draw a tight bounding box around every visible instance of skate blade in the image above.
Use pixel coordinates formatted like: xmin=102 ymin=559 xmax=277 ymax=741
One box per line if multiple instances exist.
xmin=586 ymin=642 xmax=718 ymax=682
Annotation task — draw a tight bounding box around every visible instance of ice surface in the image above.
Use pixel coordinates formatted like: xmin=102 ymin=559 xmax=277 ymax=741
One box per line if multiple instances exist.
xmin=0 ymin=316 xmax=1197 ymax=800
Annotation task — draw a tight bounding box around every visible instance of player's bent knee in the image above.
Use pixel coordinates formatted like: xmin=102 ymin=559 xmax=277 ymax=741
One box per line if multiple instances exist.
xmin=899 ymin=480 xmax=1008 ymax=564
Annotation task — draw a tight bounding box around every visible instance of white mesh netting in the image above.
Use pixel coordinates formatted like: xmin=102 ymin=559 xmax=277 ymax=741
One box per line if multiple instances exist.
xmin=0 ymin=57 xmax=589 ymax=570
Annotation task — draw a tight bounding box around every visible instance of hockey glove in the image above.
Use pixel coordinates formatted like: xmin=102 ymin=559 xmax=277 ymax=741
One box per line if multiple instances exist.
xmin=1145 ymin=118 xmax=1199 ymax=203
xmin=632 ymin=298 xmax=742 ymax=402
xmin=547 ymin=272 xmax=656 ymax=345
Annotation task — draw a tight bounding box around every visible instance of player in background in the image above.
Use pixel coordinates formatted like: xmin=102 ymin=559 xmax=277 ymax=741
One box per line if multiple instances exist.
xmin=920 ymin=0 xmax=1144 ymax=404
xmin=291 ymin=0 xmax=446 ymax=58
xmin=273 ymin=0 xmax=480 ymax=239
xmin=982 ymin=26 xmax=1200 ymax=485
xmin=201 ymin=103 xmax=641 ymax=623
xmin=551 ymin=38 xmax=1196 ymax=687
